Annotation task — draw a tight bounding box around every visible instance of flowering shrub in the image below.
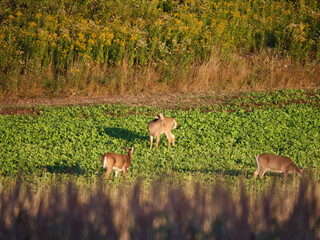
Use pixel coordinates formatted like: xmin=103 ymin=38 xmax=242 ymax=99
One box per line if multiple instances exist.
xmin=0 ymin=0 xmax=319 ymax=96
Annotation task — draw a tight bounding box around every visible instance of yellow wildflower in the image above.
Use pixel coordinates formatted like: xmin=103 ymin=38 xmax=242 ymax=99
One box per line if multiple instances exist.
xmin=78 ymin=32 xmax=85 ymax=42
xmin=29 ymin=21 xmax=37 ymax=27
xmin=105 ymin=39 xmax=111 ymax=45
xmin=88 ymin=39 xmax=94 ymax=45
xmin=130 ymin=34 xmax=138 ymax=41
xmin=108 ymin=32 xmax=114 ymax=39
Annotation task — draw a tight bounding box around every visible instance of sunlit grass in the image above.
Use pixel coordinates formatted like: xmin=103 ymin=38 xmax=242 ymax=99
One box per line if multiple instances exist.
xmin=0 ymin=0 xmax=319 ymax=97
xmin=0 ymin=174 xmax=319 ymax=239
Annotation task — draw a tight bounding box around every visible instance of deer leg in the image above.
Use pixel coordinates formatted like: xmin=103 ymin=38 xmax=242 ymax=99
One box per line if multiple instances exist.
xmin=149 ymin=136 xmax=153 ymax=150
xmin=171 ymin=132 xmax=175 ymax=147
xmin=259 ymin=168 xmax=267 ymax=179
xmin=165 ymin=132 xmax=171 ymax=149
xmin=297 ymin=171 xmax=303 ymax=177
xmin=283 ymin=171 xmax=288 ymax=178
xmin=254 ymin=157 xmax=261 ymax=179
xmin=254 ymin=166 xmax=262 ymax=179
xmin=123 ymin=167 xmax=128 ymax=179
xmin=115 ymin=170 xmax=120 ymax=178
xmin=105 ymin=167 xmax=113 ymax=179
xmin=156 ymin=135 xmax=160 ymax=149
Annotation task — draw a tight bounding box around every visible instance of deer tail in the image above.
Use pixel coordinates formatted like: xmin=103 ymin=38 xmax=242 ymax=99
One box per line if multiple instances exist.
xmin=173 ymin=119 xmax=178 ymax=129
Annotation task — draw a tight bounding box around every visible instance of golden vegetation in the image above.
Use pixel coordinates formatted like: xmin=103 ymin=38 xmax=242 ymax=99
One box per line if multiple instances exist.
xmin=0 ymin=176 xmax=319 ymax=239
xmin=0 ymin=0 xmax=319 ymax=97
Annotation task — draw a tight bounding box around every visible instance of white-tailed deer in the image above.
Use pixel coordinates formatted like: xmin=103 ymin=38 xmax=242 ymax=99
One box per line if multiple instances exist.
xmin=254 ymin=153 xmax=304 ymax=179
xmin=148 ymin=113 xmax=178 ymax=150
xmin=101 ymin=146 xmax=134 ymax=179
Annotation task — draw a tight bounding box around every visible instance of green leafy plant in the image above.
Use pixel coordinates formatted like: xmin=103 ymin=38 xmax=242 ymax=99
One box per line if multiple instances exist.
xmin=0 ymin=90 xmax=319 ymax=184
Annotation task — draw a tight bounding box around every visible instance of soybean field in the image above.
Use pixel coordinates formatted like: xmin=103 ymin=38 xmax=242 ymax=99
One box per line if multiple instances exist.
xmin=1 ymin=89 xmax=319 ymax=184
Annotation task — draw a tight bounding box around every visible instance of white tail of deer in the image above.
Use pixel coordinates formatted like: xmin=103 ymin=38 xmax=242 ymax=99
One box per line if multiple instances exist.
xmin=254 ymin=153 xmax=304 ymax=179
xmin=148 ymin=113 xmax=178 ymax=150
xmin=101 ymin=146 xmax=134 ymax=179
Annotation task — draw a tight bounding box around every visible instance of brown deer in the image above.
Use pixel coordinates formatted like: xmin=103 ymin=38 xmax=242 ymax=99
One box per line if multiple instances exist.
xmin=148 ymin=113 xmax=178 ymax=150
xmin=101 ymin=146 xmax=134 ymax=179
xmin=254 ymin=153 xmax=304 ymax=179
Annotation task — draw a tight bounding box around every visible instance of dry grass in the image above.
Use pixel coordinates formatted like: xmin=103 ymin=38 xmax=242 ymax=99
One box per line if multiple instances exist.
xmin=1 ymin=53 xmax=319 ymax=100
xmin=0 ymin=176 xmax=319 ymax=239
xmin=183 ymin=53 xmax=320 ymax=93
xmin=2 ymin=0 xmax=319 ymax=99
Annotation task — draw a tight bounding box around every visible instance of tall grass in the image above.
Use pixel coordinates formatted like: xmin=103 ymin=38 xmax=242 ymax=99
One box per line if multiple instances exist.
xmin=0 ymin=176 xmax=319 ymax=239
xmin=0 ymin=0 xmax=319 ymax=97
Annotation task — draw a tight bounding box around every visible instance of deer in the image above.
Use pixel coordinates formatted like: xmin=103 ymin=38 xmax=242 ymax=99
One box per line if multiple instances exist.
xmin=101 ymin=146 xmax=134 ymax=179
xmin=148 ymin=113 xmax=178 ymax=150
xmin=254 ymin=153 xmax=304 ymax=179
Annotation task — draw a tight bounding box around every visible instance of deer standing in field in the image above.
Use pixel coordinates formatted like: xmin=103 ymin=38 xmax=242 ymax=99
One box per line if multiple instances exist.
xmin=101 ymin=146 xmax=134 ymax=179
xmin=148 ymin=113 xmax=178 ymax=150
xmin=254 ymin=153 xmax=304 ymax=179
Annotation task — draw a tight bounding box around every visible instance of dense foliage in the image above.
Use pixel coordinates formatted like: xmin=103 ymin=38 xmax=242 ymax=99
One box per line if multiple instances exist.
xmin=1 ymin=0 xmax=319 ymax=68
xmin=1 ymin=89 xmax=319 ymax=183
xmin=1 ymin=89 xmax=319 ymax=239
xmin=0 ymin=0 xmax=319 ymax=96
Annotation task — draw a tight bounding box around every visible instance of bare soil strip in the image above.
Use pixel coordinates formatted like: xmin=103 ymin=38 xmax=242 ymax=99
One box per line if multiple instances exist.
xmin=0 ymin=89 xmax=319 ymax=115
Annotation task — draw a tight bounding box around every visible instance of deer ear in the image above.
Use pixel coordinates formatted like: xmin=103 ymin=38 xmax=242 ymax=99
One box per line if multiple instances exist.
xmin=159 ymin=113 xmax=164 ymax=119
xmin=131 ymin=146 xmax=134 ymax=152
xmin=123 ymin=146 xmax=129 ymax=152
xmin=154 ymin=114 xmax=159 ymax=119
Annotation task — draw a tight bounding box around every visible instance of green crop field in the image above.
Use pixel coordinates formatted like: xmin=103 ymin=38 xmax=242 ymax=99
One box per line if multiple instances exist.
xmin=1 ymin=89 xmax=320 ymax=239
xmin=1 ymin=89 xmax=319 ymax=184
xmin=1 ymin=0 xmax=320 ymax=237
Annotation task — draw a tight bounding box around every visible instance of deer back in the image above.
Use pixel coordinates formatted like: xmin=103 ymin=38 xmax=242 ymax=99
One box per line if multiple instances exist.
xmin=164 ymin=117 xmax=177 ymax=130
xmin=258 ymin=154 xmax=298 ymax=171
xmin=148 ymin=115 xmax=177 ymax=135
xmin=102 ymin=153 xmax=128 ymax=168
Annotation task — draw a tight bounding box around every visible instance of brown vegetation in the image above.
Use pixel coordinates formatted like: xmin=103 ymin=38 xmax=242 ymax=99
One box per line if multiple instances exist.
xmin=2 ymin=0 xmax=320 ymax=100
xmin=1 ymin=53 xmax=320 ymax=101
xmin=0 ymin=177 xmax=319 ymax=239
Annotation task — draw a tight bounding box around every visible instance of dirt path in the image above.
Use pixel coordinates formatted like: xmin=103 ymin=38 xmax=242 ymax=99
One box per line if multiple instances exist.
xmin=0 ymin=92 xmax=231 ymax=108
xmin=0 ymin=89 xmax=319 ymax=115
